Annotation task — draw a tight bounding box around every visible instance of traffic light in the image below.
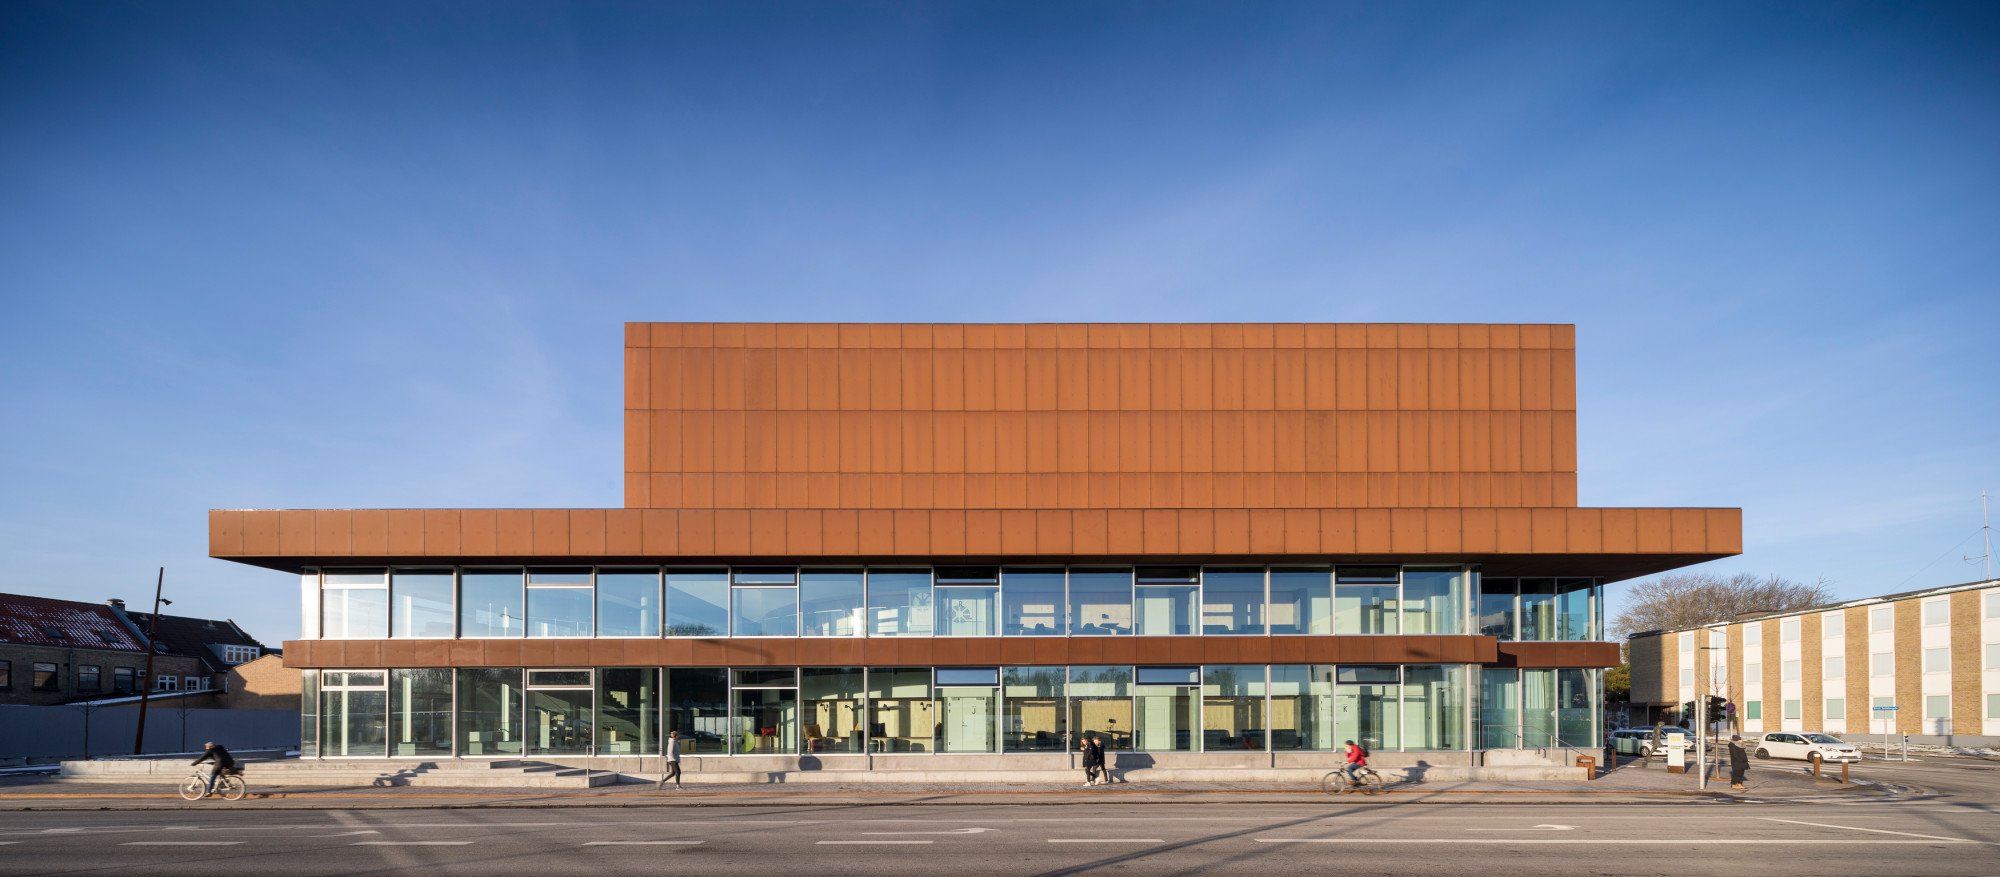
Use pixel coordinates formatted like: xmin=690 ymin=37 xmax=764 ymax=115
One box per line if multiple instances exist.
xmin=1706 ymin=696 xmax=1728 ymax=724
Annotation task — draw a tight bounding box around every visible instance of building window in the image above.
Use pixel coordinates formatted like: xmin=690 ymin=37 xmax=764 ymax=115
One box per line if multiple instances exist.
xmin=32 ymin=663 xmax=59 ymax=691
xmin=730 ymin=568 xmax=800 ymax=637
xmin=1518 ymin=579 xmax=1555 ymax=641
xmin=155 ymin=674 xmax=178 ymax=692
xmin=870 ymin=569 xmax=937 ymax=637
xmin=1869 ymin=606 xmax=1891 ymax=632
xmin=1988 ymin=693 xmax=2000 ymax=720
xmin=461 ymin=569 xmax=525 ymax=638
xmin=1743 ymin=624 xmax=1761 ymax=648
xmin=1269 ymin=664 xmax=1336 ymax=751
xmin=1987 ymin=642 xmax=2000 ymax=671
xmin=1067 ymin=569 xmax=1131 ymax=636
xmin=222 ymin=645 xmax=261 ymax=664
xmin=801 ymin=569 xmax=865 ymax=637
xmin=1679 ymin=669 xmax=1694 ymax=690
xmin=595 ymin=568 xmax=661 ymax=638
xmin=1745 ymin=701 xmax=1761 ymax=720
xmin=934 ymin=667 xmax=1000 ymax=753
xmin=1478 ymin=577 xmax=1517 ymax=640
xmin=1870 ymin=652 xmax=1893 ymax=677
xmin=391 ymin=668 xmax=454 ymax=757
xmin=0 ymin=660 xmax=9 ymax=689
xmin=1555 ymin=579 xmax=1592 ymax=641
xmin=1337 ymin=567 xmax=1401 ymax=636
xmin=868 ymin=667 xmax=933 ymax=752
xmin=1782 ymin=660 xmax=1800 ymax=682
xmin=322 ymin=569 xmax=390 ymax=639
xmin=186 ymin=676 xmax=209 ymax=691
xmin=390 ymin=569 xmax=455 ymax=638
xmin=1822 ymin=613 xmax=1844 ymax=641
xmin=1132 ymin=567 xmax=1195 ymax=636
xmin=1782 ymin=699 xmax=1801 ymax=720
xmin=1823 ymin=656 xmax=1844 ymax=680
xmin=1405 ymin=569 xmax=1471 ymax=637
xmin=1003 ymin=568 xmax=1067 ymax=636
xmin=932 ymin=568 xmax=998 ymax=637
xmin=1001 ymin=666 xmax=1066 ymax=752
xmin=113 ymin=667 xmax=135 ymax=693
xmin=1922 ymin=600 xmax=1949 ymax=626
xmin=1068 ymin=665 xmax=1134 ymax=752
xmin=664 ymin=569 xmax=728 ymax=636
xmin=1923 ymin=648 xmax=1949 ymax=674
xmin=1745 ymin=661 xmax=1760 ymax=682
xmin=1824 ymin=698 xmax=1844 ymax=720
xmin=1268 ymin=568 xmax=1332 ymax=636
xmin=1924 ymin=695 xmax=1949 ymax=720
xmin=527 ymin=568 xmax=595 ymax=638
xmin=1202 ymin=568 xmax=1267 ymax=636
xmin=525 ymin=669 xmax=594 ymax=757
xmin=1679 ymin=631 xmax=1696 ymax=653
xmin=1987 ymin=591 xmax=2000 ymax=619
xmin=321 ymin=670 xmax=388 ymax=757
xmin=802 ymin=667 xmax=867 ymax=752
xmin=1781 ymin=618 xmax=1800 ymax=642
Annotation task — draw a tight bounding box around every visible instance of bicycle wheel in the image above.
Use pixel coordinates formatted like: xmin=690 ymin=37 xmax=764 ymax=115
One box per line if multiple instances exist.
xmin=178 ymin=777 xmax=208 ymax=801
xmin=218 ymin=776 xmax=246 ymax=801
xmin=1358 ymin=771 xmax=1387 ymax=795
xmin=1321 ymin=771 xmax=1352 ymax=795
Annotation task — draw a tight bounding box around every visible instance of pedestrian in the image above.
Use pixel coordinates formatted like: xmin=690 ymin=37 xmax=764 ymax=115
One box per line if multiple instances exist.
xmin=657 ymin=730 xmax=683 ymax=790
xmin=1080 ymin=732 xmax=1105 ymax=786
xmin=1727 ymin=734 xmax=1750 ymax=791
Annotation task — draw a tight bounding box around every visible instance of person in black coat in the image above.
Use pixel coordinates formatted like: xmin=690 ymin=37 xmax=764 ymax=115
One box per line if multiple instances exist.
xmin=1080 ymin=732 xmax=1106 ymax=786
xmin=1727 ymin=734 xmax=1750 ymax=790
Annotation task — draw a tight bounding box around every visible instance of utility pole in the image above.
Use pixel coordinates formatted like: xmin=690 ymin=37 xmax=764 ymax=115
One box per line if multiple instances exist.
xmin=1982 ymin=491 xmax=1992 ymax=582
xmin=132 ymin=568 xmax=166 ymax=756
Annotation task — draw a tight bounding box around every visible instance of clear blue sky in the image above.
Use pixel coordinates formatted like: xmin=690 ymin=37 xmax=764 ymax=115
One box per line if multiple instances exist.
xmin=3 ymin=1 xmax=1996 ymax=646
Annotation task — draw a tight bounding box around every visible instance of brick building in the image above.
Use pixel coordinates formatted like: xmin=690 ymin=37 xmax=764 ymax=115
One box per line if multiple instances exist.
xmin=0 ymin=593 xmax=271 ymax=706
xmin=1629 ymin=577 xmax=2000 ymax=745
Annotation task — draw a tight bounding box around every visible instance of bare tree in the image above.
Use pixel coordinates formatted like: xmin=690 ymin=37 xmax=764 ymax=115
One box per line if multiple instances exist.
xmin=1610 ymin=573 xmax=1830 ymax=640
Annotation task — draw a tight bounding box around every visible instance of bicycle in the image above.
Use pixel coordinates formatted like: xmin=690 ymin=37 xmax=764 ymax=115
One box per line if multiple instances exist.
xmin=179 ymin=769 xmax=246 ymax=801
xmin=1321 ymin=767 xmax=1385 ymax=795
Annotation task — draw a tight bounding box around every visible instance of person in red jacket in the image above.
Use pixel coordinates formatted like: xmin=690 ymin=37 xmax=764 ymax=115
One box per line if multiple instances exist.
xmin=1341 ymin=739 xmax=1367 ymax=785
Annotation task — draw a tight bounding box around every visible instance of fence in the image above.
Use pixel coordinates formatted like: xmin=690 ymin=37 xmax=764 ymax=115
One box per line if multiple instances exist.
xmin=0 ymin=703 xmax=298 ymax=762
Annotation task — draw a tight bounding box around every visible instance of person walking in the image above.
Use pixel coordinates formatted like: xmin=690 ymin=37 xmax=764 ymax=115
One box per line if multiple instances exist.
xmin=1080 ymin=732 xmax=1106 ymax=786
xmin=190 ymin=742 xmax=235 ymax=797
xmin=657 ymin=731 xmax=684 ymax=790
xmin=1727 ymin=734 xmax=1750 ymax=791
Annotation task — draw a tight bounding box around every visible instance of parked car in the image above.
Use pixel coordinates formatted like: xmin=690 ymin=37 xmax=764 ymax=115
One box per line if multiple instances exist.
xmin=1609 ymin=727 xmax=1692 ymax=758
xmin=1754 ymin=732 xmax=1861 ymax=764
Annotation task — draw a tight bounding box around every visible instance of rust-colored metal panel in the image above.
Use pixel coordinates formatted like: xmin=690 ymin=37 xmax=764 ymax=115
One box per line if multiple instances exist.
xmin=1635 ymin=508 xmax=1673 ymax=553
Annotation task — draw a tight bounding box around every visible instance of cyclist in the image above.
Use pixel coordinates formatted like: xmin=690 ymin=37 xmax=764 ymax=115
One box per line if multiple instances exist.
xmin=190 ymin=742 xmax=236 ymax=797
xmin=1340 ymin=739 xmax=1368 ymax=786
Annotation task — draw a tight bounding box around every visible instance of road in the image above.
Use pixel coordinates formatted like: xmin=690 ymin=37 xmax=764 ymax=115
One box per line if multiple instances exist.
xmin=1 ymin=794 xmax=1996 ymax=877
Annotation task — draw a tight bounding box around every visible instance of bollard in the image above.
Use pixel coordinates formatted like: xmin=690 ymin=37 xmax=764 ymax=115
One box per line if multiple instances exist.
xmin=1841 ymin=761 xmax=1850 ymax=784
xmin=1812 ymin=757 xmax=1822 ymax=779
xmin=1575 ymin=755 xmax=1597 ymax=781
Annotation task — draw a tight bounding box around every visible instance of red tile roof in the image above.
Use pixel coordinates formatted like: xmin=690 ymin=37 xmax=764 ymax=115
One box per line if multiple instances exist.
xmin=0 ymin=593 xmax=147 ymax=651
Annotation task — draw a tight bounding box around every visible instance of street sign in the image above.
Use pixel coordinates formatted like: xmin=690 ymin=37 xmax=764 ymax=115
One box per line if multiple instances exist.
xmin=1871 ymin=705 xmax=1899 ymax=711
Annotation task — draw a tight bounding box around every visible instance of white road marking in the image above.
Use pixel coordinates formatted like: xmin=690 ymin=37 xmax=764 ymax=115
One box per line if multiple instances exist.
xmin=584 ymin=841 xmax=704 ymax=845
xmin=312 ymin=830 xmax=380 ymax=837
xmin=120 ymin=841 xmax=244 ymax=846
xmin=353 ymin=841 xmax=474 ymax=846
xmin=817 ymin=840 xmax=933 ymax=845
xmin=1254 ymin=839 xmax=1972 ymax=845
xmin=1467 ymin=824 xmax=1574 ymax=831
xmin=1757 ymin=818 xmax=1990 ymax=843
xmin=1048 ymin=838 xmax=1162 ymax=843
xmin=862 ymin=827 xmax=996 ymax=835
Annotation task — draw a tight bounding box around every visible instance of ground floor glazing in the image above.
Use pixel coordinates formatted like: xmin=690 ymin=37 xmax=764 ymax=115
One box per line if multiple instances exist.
xmin=300 ymin=665 xmax=1600 ymax=758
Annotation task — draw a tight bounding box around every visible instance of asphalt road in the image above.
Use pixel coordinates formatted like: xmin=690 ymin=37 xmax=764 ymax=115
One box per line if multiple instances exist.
xmin=1 ymin=795 xmax=1996 ymax=877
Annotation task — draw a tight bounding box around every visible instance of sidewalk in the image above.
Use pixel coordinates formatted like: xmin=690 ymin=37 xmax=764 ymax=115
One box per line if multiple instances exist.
xmin=0 ymin=761 xmax=1899 ymax=811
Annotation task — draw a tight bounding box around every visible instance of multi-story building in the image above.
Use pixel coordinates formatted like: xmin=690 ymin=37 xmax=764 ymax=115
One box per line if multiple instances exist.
xmin=0 ymin=594 xmax=202 ymax=705
xmin=121 ymin=607 xmax=270 ymax=693
xmin=209 ymin=322 xmax=1739 ymax=772
xmin=1628 ymin=577 xmax=2000 ymax=745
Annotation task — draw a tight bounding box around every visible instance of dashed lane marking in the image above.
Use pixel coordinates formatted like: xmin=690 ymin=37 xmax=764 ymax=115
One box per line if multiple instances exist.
xmin=1047 ymin=839 xmax=1162 ymax=843
xmin=1253 ymin=838 xmax=1973 ymax=845
xmin=352 ymin=841 xmax=473 ymax=846
xmin=1757 ymin=817 xmax=1996 ymax=843
xmin=817 ymin=840 xmax=933 ymax=845
xmin=583 ymin=841 xmax=703 ymax=845
xmin=119 ymin=841 xmax=244 ymax=846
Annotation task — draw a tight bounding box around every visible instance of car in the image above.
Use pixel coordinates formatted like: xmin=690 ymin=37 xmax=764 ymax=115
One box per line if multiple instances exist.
xmin=1609 ymin=727 xmax=1693 ymax=758
xmin=1754 ymin=732 xmax=1861 ymax=764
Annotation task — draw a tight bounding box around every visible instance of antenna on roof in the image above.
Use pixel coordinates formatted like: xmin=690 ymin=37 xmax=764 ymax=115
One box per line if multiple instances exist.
xmin=1968 ymin=491 xmax=1993 ymax=581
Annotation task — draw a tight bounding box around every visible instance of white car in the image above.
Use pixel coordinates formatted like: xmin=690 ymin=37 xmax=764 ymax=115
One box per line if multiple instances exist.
xmin=1754 ymin=732 xmax=1862 ymax=764
xmin=1610 ymin=727 xmax=1692 ymax=758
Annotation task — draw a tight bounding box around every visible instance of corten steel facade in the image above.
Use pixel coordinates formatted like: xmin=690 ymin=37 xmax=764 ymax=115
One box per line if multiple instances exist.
xmin=1630 ymin=578 xmax=2000 ymax=745
xmin=212 ymin=323 xmax=1740 ymax=768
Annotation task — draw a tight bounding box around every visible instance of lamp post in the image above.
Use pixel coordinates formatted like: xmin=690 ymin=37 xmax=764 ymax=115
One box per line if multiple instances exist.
xmin=132 ymin=568 xmax=171 ymax=756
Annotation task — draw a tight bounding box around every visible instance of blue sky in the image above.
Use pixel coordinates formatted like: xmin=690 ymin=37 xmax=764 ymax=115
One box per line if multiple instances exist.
xmin=3 ymin=1 xmax=1996 ymax=646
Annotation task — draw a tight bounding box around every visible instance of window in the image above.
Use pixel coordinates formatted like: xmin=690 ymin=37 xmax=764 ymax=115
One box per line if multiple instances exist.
xmin=1404 ymin=569 xmax=1469 ymax=636
xmin=665 ymin=668 xmax=727 ymax=754
xmin=1781 ymin=618 xmax=1800 ymax=642
xmin=1742 ymin=624 xmax=1761 ymax=648
xmin=1824 ymin=698 xmax=1844 ymax=720
xmin=527 ymin=568 xmax=594 ymax=637
xmin=1336 ymin=567 xmax=1400 ymax=635
xmin=187 ymin=676 xmax=210 ymax=691
xmin=1989 ymin=693 xmax=2000 ymax=720
xmin=1201 ymin=665 xmax=1266 ymax=751
xmin=933 ymin=567 xmax=997 ymax=637
xmin=391 ymin=669 xmax=453 ymax=757
xmin=800 ymin=569 xmax=865 ymax=637
xmin=1201 ymin=568 xmax=1266 ymax=635
xmin=1869 ymin=606 xmax=1891 ymax=632
xmin=1823 ymin=656 xmax=1844 ymax=679
xmin=155 ymin=674 xmax=178 ymax=692
xmin=1554 ymin=578 xmax=1592 ymax=641
xmin=934 ymin=667 xmax=999 ymax=753
xmin=1870 ymin=652 xmax=1893 ymax=677
xmin=1783 ymin=699 xmax=1801 ymax=720
xmin=1922 ymin=600 xmax=1949 ymax=626
xmin=1745 ymin=661 xmax=1760 ymax=682
xmin=1987 ymin=591 xmax=2000 ymax=619
xmin=869 ymin=569 xmax=935 ymax=637
xmin=461 ymin=569 xmax=525 ymax=637
xmin=32 ymin=662 xmax=59 ymax=692
xmin=1002 ymin=666 xmax=1066 ymax=752
xmin=1269 ymin=665 xmax=1336 ymax=751
xmin=596 ymin=568 xmax=662 ymax=637
xmin=1478 ymin=577 xmax=1516 ymax=640
xmin=1679 ymin=631 xmax=1695 ymax=653
xmin=0 ymin=660 xmax=9 ymax=689
xmin=1068 ymin=568 xmax=1131 ymax=636
xmin=1923 ymin=648 xmax=1949 ymax=674
xmin=1132 ymin=567 xmax=1195 ymax=636
xmin=1924 ymin=695 xmax=1949 ymax=720
xmin=1745 ymin=701 xmax=1762 ymax=720
xmin=1782 ymin=660 xmax=1800 ymax=682
xmin=321 ymin=670 xmax=388 ymax=757
xmin=390 ymin=569 xmax=454 ymax=638
xmin=1987 ymin=642 xmax=2000 ymax=671
xmin=222 ymin=645 xmax=261 ymax=664
xmin=1822 ymin=613 xmax=1844 ymax=641
xmin=1518 ymin=579 xmax=1555 ymax=640
xmin=1268 ymin=568 xmax=1332 ymax=636
xmin=1003 ymin=568 xmax=1067 ymax=636
xmin=113 ymin=667 xmax=135 ymax=693
xmin=664 ymin=569 xmax=728 ymax=636
xmin=526 ymin=669 xmax=594 ymax=757
xmin=1679 ymin=669 xmax=1694 ymax=690
xmin=1133 ymin=667 xmax=1194 ymax=751
xmin=731 ymin=568 xmax=799 ymax=637
xmin=73 ymin=664 xmax=98 ymax=692
xmin=321 ymin=569 xmax=389 ymax=639
xmin=802 ymin=667 xmax=866 ymax=753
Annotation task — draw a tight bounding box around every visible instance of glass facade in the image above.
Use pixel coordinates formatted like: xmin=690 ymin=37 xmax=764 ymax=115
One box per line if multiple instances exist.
xmin=800 ymin=570 xmax=864 ymax=636
xmin=297 ymin=662 xmax=1588 ymax=758
xmin=1002 ymin=569 xmax=1066 ymax=636
xmin=597 ymin=570 xmax=660 ymax=638
xmin=390 ymin=570 xmax=454 ymax=638
xmin=460 ymin=569 xmax=523 ymax=638
xmin=665 ymin=570 xmax=728 ymax=636
xmin=322 ymin=570 xmax=388 ymax=639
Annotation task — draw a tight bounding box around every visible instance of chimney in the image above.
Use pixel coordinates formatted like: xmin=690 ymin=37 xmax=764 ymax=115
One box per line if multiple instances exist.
xmin=107 ymin=598 xmax=125 ymax=609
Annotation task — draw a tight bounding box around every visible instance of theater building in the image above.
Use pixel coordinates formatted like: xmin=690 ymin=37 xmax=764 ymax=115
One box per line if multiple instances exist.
xmin=210 ymin=323 xmax=1739 ymax=775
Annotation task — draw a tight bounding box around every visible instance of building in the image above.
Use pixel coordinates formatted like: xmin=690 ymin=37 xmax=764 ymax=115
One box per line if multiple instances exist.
xmin=1629 ymin=578 xmax=2000 ymax=745
xmin=0 ymin=594 xmax=200 ymax=705
xmin=122 ymin=607 xmax=270 ymax=693
xmin=209 ymin=322 xmax=1740 ymax=771
xmin=220 ymin=653 xmax=302 ymax=711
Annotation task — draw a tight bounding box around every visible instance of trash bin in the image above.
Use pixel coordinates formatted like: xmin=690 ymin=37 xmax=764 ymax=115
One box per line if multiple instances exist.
xmin=1575 ymin=755 xmax=1597 ymax=780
